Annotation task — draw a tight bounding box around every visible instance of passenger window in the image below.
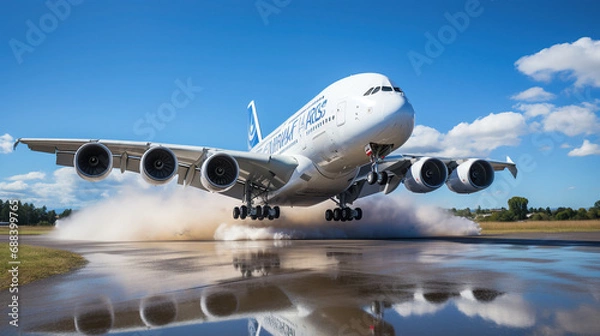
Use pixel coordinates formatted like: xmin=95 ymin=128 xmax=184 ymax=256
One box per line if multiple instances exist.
xmin=382 ymin=86 xmax=393 ymax=92
xmin=363 ymin=87 xmax=374 ymax=96
xmin=371 ymin=86 xmax=380 ymax=94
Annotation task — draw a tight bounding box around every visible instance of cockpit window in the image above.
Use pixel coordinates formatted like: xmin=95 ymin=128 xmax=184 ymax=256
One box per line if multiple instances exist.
xmin=394 ymin=87 xmax=402 ymax=92
xmin=363 ymin=87 xmax=374 ymax=96
xmin=371 ymin=86 xmax=381 ymax=94
xmin=382 ymin=86 xmax=393 ymax=92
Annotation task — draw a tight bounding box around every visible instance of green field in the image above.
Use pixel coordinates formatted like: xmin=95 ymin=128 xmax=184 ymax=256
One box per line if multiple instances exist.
xmin=479 ymin=219 xmax=600 ymax=234
xmin=1 ymin=244 xmax=87 ymax=289
xmin=0 ymin=226 xmax=55 ymax=235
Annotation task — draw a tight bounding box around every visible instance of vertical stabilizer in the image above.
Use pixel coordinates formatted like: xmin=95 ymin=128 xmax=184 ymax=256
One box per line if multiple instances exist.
xmin=247 ymin=100 xmax=263 ymax=150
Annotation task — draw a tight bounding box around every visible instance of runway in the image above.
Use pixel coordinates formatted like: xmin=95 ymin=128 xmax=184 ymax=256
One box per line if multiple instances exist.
xmin=2 ymin=234 xmax=600 ymax=335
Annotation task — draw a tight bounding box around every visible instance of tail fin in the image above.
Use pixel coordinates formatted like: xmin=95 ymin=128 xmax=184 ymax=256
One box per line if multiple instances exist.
xmin=247 ymin=100 xmax=263 ymax=150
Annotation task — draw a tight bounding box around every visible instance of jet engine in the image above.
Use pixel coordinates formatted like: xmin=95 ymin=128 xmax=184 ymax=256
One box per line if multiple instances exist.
xmin=200 ymin=153 xmax=239 ymax=192
xmin=446 ymin=159 xmax=494 ymax=194
xmin=74 ymin=298 xmax=114 ymax=335
xmin=404 ymin=157 xmax=448 ymax=193
xmin=200 ymin=289 xmax=239 ymax=318
xmin=74 ymin=143 xmax=113 ymax=181
xmin=139 ymin=295 xmax=177 ymax=327
xmin=140 ymin=146 xmax=179 ymax=185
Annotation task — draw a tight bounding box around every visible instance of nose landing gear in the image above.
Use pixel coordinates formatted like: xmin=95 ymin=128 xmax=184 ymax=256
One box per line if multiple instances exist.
xmin=365 ymin=143 xmax=393 ymax=185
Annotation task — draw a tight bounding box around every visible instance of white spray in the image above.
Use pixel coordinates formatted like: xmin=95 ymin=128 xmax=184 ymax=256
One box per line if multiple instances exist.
xmin=52 ymin=187 xmax=480 ymax=241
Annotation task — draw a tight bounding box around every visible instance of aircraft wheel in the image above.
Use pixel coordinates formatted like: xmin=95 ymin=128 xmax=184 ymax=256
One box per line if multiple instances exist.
xmin=250 ymin=215 xmax=257 ymax=220
xmin=263 ymin=205 xmax=271 ymax=218
xmin=367 ymin=171 xmax=378 ymax=185
xmin=255 ymin=205 xmax=262 ymax=218
xmin=333 ymin=208 xmax=342 ymax=221
xmin=354 ymin=207 xmax=363 ymax=220
xmin=325 ymin=209 xmax=333 ymax=221
xmin=268 ymin=215 xmax=274 ymax=220
xmin=240 ymin=206 xmax=248 ymax=219
xmin=233 ymin=207 xmax=240 ymax=219
xmin=377 ymin=171 xmax=388 ymax=185
xmin=273 ymin=206 xmax=280 ymax=219
xmin=342 ymin=207 xmax=352 ymax=220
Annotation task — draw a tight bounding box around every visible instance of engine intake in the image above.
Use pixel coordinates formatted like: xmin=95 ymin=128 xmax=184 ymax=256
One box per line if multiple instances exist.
xmin=74 ymin=143 xmax=113 ymax=181
xmin=74 ymin=298 xmax=114 ymax=335
xmin=140 ymin=147 xmax=178 ymax=185
xmin=140 ymin=295 xmax=177 ymax=327
xmin=200 ymin=289 xmax=239 ymax=318
xmin=404 ymin=157 xmax=448 ymax=193
xmin=201 ymin=153 xmax=239 ymax=192
xmin=446 ymin=159 xmax=494 ymax=194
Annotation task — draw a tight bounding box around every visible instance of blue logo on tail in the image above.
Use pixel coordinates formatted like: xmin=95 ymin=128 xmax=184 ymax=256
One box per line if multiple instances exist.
xmin=247 ymin=101 xmax=263 ymax=150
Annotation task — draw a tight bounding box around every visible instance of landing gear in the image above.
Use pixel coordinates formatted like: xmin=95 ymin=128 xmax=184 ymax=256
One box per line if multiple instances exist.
xmin=232 ymin=183 xmax=281 ymax=221
xmin=365 ymin=143 xmax=392 ymax=186
xmin=233 ymin=205 xmax=280 ymax=221
xmin=325 ymin=207 xmax=362 ymax=221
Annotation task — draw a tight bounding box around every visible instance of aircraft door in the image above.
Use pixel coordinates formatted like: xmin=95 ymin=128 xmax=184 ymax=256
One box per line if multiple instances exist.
xmin=336 ymin=101 xmax=346 ymax=126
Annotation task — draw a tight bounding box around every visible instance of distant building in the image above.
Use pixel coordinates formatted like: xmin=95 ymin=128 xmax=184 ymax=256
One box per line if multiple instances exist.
xmin=0 ymin=221 xmax=9 ymax=226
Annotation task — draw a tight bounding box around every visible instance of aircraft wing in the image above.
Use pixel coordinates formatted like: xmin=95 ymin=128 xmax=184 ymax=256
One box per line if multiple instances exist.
xmin=14 ymin=138 xmax=299 ymax=200
xmin=350 ymin=154 xmax=518 ymax=202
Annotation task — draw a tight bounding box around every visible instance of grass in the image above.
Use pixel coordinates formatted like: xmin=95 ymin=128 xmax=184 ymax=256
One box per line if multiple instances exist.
xmin=478 ymin=219 xmax=600 ymax=234
xmin=1 ymin=244 xmax=87 ymax=289
xmin=0 ymin=226 xmax=55 ymax=235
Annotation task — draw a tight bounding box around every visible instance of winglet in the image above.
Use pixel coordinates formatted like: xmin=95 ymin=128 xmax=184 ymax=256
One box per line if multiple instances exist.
xmin=506 ymin=156 xmax=518 ymax=178
xmin=247 ymin=100 xmax=263 ymax=150
xmin=13 ymin=138 xmax=21 ymax=151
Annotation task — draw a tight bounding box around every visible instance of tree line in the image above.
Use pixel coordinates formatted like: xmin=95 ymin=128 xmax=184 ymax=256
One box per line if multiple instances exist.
xmin=451 ymin=197 xmax=600 ymax=222
xmin=0 ymin=199 xmax=72 ymax=226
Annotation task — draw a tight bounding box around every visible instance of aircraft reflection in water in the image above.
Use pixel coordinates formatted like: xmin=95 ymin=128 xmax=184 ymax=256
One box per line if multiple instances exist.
xmin=30 ymin=250 xmax=516 ymax=336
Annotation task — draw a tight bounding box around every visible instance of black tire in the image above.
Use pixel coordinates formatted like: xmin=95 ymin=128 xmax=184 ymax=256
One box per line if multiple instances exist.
xmin=333 ymin=208 xmax=342 ymax=221
xmin=325 ymin=209 xmax=333 ymax=221
xmin=378 ymin=171 xmax=388 ymax=185
xmin=263 ymin=205 xmax=271 ymax=218
xmin=255 ymin=205 xmax=262 ymax=218
xmin=273 ymin=206 xmax=280 ymax=218
xmin=250 ymin=215 xmax=257 ymax=220
xmin=354 ymin=207 xmax=363 ymax=220
xmin=341 ymin=207 xmax=352 ymax=220
xmin=367 ymin=171 xmax=377 ymax=185
xmin=240 ymin=205 xmax=248 ymax=219
xmin=268 ymin=215 xmax=274 ymax=220
xmin=233 ymin=207 xmax=240 ymax=219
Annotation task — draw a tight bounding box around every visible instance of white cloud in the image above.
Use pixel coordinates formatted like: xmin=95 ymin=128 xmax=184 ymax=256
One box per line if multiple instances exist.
xmin=515 ymin=37 xmax=600 ymax=87
xmin=542 ymin=104 xmax=600 ymax=136
xmin=0 ymin=133 xmax=14 ymax=154
xmin=514 ymin=103 xmax=554 ymax=118
xmin=0 ymin=167 xmax=163 ymax=209
xmin=8 ymin=171 xmax=46 ymax=181
xmin=401 ymin=112 xmax=528 ymax=157
xmin=568 ymin=140 xmax=600 ymax=157
xmin=516 ymin=102 xmax=600 ymax=136
xmin=560 ymin=143 xmax=572 ymax=149
xmin=0 ymin=180 xmax=28 ymax=192
xmin=511 ymin=87 xmax=556 ymax=102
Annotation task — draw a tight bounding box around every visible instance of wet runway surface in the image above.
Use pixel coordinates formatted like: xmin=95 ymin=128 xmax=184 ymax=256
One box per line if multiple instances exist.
xmin=3 ymin=235 xmax=600 ymax=335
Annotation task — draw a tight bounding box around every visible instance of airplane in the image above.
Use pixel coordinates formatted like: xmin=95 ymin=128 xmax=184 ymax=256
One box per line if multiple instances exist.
xmin=14 ymin=73 xmax=517 ymax=221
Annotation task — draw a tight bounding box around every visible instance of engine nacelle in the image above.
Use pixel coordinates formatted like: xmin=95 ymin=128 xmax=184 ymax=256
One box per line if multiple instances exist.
xmin=404 ymin=157 xmax=448 ymax=193
xmin=74 ymin=143 xmax=113 ymax=182
xmin=200 ymin=153 xmax=239 ymax=192
xmin=140 ymin=295 xmax=177 ymax=327
xmin=446 ymin=159 xmax=494 ymax=194
xmin=74 ymin=298 xmax=114 ymax=335
xmin=200 ymin=289 xmax=239 ymax=319
xmin=140 ymin=146 xmax=178 ymax=185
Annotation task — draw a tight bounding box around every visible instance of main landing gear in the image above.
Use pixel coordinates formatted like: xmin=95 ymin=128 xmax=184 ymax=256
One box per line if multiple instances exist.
xmin=325 ymin=190 xmax=362 ymax=222
xmin=232 ymin=183 xmax=280 ymax=221
xmin=325 ymin=207 xmax=362 ymax=222
xmin=365 ymin=143 xmax=393 ymax=186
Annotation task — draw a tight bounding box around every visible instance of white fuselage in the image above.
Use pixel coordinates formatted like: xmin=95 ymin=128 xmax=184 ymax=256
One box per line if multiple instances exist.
xmin=252 ymin=73 xmax=415 ymax=206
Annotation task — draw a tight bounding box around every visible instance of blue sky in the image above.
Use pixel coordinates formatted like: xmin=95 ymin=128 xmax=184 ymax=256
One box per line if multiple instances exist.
xmin=1 ymin=0 xmax=599 ymax=210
